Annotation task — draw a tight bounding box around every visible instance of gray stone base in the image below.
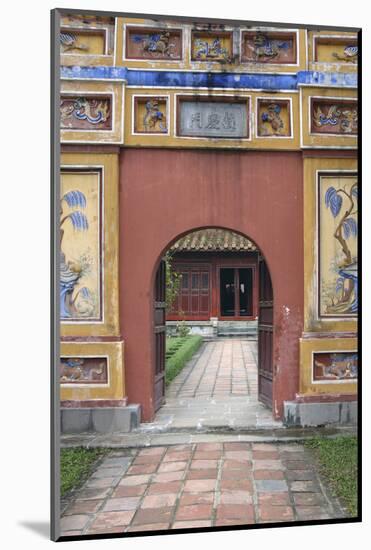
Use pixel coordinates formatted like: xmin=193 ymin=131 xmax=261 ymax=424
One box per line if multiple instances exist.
xmin=283 ymin=400 xmax=357 ymax=427
xmin=61 ymin=404 xmax=141 ymax=434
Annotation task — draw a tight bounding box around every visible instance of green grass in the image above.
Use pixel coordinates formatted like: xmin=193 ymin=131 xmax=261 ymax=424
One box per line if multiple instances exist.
xmin=60 ymin=447 xmax=110 ymax=497
xmin=304 ymin=436 xmax=358 ymax=516
xmin=165 ymin=335 xmax=203 ymax=386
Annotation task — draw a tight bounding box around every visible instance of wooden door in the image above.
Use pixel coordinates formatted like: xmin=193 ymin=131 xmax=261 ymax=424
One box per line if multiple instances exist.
xmin=154 ymin=259 xmax=166 ymax=411
xmin=258 ymin=257 xmax=273 ymax=408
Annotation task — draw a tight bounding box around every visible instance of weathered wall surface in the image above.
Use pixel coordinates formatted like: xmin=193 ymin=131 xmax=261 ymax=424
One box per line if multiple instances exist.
xmin=119 ymin=148 xmax=304 ymax=421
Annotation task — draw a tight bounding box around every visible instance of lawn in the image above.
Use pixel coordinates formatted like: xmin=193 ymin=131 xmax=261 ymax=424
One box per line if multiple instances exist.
xmin=60 ymin=447 xmax=109 ymax=497
xmin=165 ymin=335 xmax=203 ymax=386
xmin=304 ymin=436 xmax=358 ymax=516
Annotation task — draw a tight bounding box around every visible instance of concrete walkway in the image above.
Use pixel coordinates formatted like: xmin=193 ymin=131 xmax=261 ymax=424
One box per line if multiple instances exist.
xmin=137 ymin=339 xmax=281 ymax=433
xmin=60 ymin=441 xmax=347 ymax=537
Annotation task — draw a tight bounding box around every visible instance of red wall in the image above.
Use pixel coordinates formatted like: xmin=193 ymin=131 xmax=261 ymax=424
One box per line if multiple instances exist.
xmin=119 ymin=149 xmax=304 ymax=421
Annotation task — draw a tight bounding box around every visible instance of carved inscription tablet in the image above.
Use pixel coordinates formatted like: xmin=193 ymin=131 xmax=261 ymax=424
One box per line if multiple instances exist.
xmin=178 ymin=99 xmax=249 ymax=138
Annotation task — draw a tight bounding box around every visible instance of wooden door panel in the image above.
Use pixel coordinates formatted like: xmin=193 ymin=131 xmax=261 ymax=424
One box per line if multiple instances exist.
xmin=258 ymin=258 xmax=273 ymax=408
xmin=154 ymin=260 xmax=166 ymax=411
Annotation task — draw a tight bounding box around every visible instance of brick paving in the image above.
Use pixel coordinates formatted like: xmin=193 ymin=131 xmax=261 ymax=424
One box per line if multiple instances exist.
xmin=167 ymin=339 xmax=257 ymax=399
xmin=138 ymin=338 xmax=280 ymax=431
xmin=60 ymin=441 xmax=346 ymax=537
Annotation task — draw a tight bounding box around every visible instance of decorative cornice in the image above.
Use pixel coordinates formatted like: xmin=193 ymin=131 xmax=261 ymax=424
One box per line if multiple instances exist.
xmin=60 ymin=66 xmax=357 ymax=90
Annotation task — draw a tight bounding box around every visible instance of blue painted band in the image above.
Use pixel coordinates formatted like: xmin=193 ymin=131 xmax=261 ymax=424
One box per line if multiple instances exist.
xmin=60 ymin=66 xmax=357 ymax=90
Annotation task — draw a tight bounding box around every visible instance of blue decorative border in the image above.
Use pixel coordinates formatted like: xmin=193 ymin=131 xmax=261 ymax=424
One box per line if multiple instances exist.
xmin=61 ymin=66 xmax=357 ymax=90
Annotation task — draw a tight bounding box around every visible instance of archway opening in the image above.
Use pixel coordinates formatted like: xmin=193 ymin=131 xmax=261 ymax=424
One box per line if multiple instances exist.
xmin=152 ymin=227 xmax=278 ymax=430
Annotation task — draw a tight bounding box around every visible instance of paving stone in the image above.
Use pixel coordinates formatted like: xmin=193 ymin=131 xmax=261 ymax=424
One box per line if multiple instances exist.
xmin=179 ymin=492 xmax=214 ymax=506
xmin=191 ymin=459 xmax=219 ymax=469
xmin=147 ymin=481 xmax=183 ymax=494
xmin=293 ymin=493 xmax=326 ymax=506
xmin=76 ymin=487 xmax=112 ymax=500
xmin=219 ymin=491 xmax=253 ymax=505
xmin=214 ymin=518 xmax=255 ymax=526
xmin=60 ymin=530 xmax=82 ymax=537
xmin=220 ymin=479 xmax=253 ymax=492
xmin=85 ymin=477 xmax=117 ymax=489
xmin=290 ymin=481 xmax=320 ymax=492
xmin=103 ymin=497 xmax=141 ymax=512
xmin=127 ymin=523 xmax=169 ymax=532
xmin=126 ymin=463 xmax=158 ymax=475
xmin=154 ymin=471 xmax=184 ymax=483
xmin=216 ymin=504 xmax=254 ymax=520
xmin=196 ymin=443 xmax=223 ymax=451
xmin=253 ymin=460 xmax=284 ymax=471
xmin=119 ymin=474 xmax=151 ymax=486
xmin=176 ymin=504 xmax=213 ymax=521
xmin=112 ymin=484 xmax=147 ymax=498
xmin=187 ymin=468 xmax=219 ymax=480
xmin=258 ymin=493 xmax=290 ymax=506
xmin=286 ymin=469 xmax=316 ymax=481
xmin=259 ymin=505 xmax=294 ymax=522
xmin=253 ymin=451 xmax=280 ymax=460
xmin=172 ymin=520 xmax=212 ymax=529
xmin=138 ymin=447 xmax=167 ymax=456
xmin=224 ymin=451 xmax=251 ymax=461
xmin=158 ymin=461 xmax=188 ymax=473
xmin=141 ymin=494 xmax=177 ymax=508
xmin=253 ymin=470 xmax=285 ymax=480
xmin=296 ymin=506 xmax=332 ymax=520
xmin=85 ymin=525 xmax=126 ymax=535
xmin=284 ymin=460 xmax=313 ymax=470
xmin=184 ymin=479 xmax=216 ymax=492
xmin=60 ymin=515 xmax=90 ymax=531
xmin=64 ymin=500 xmax=103 ymax=515
xmin=89 ymin=511 xmax=135 ymax=529
xmin=92 ymin=467 xmax=124 ymax=478
xmin=193 ymin=451 xmax=223 ymax=460
xmin=255 ymin=480 xmax=288 ymax=493
xmin=132 ymin=507 xmax=174 ymax=525
xmin=252 ymin=444 xmax=278 ymax=451
xmin=100 ymin=457 xmax=132 ymax=468
xmin=133 ymin=455 xmax=162 ymax=465
xmin=163 ymin=451 xmax=192 ymax=462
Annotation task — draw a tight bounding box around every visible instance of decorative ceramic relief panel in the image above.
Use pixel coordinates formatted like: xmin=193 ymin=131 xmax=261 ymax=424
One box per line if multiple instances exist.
xmin=60 ymin=357 xmax=108 ymax=384
xmin=177 ymin=97 xmax=249 ymax=138
xmin=241 ymin=31 xmax=296 ymax=64
xmin=314 ymin=37 xmax=358 ymax=64
xmin=257 ymin=99 xmax=291 ymax=137
xmin=134 ymin=96 xmax=169 ymax=134
xmin=60 ymin=96 xmax=112 ymax=131
xmin=60 ymin=169 xmax=102 ymax=322
xmin=125 ymin=27 xmax=183 ymax=60
xmin=191 ymin=31 xmax=233 ymax=63
xmin=311 ymin=99 xmax=357 ymax=135
xmin=60 ymin=15 xmax=115 ymax=56
xmin=318 ymin=173 xmax=358 ymax=318
xmin=313 ymin=351 xmax=357 ymax=381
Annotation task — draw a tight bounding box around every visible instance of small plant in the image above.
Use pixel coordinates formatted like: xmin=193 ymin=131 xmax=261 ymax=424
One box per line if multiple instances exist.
xmin=176 ymin=320 xmax=191 ymax=337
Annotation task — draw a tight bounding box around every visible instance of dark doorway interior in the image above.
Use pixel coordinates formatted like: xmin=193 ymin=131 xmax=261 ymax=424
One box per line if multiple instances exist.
xmin=220 ymin=267 xmax=253 ymax=317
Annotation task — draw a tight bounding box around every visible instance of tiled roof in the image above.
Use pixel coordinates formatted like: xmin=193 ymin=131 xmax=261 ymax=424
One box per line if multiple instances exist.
xmin=171 ymin=229 xmax=257 ymax=252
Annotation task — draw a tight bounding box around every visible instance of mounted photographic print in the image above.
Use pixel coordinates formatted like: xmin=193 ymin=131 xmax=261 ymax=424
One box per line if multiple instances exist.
xmin=51 ymin=8 xmax=360 ymax=543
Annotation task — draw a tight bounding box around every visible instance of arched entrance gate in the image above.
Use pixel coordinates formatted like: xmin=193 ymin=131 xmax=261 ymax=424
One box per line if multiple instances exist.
xmin=119 ymin=148 xmax=304 ymax=422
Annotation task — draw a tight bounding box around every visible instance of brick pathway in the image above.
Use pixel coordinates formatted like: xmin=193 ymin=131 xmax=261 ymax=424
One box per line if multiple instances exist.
xmin=60 ymin=441 xmax=345 ymax=537
xmin=138 ymin=338 xmax=279 ymax=431
xmin=167 ymin=339 xmax=257 ymax=399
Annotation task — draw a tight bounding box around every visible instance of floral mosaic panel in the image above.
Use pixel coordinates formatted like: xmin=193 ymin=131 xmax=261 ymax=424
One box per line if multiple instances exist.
xmin=311 ymin=99 xmax=357 ymax=135
xmin=191 ymin=31 xmax=233 ymax=63
xmin=126 ymin=27 xmax=183 ymax=60
xmin=60 ymin=357 xmax=108 ymax=384
xmin=257 ymin=99 xmax=291 ymax=137
xmin=60 ymin=170 xmax=102 ymax=321
xmin=134 ymin=97 xmax=168 ymax=133
xmin=319 ymin=174 xmax=358 ymax=317
xmin=313 ymin=351 xmax=357 ymax=381
xmin=241 ymin=31 xmax=296 ymax=64
xmin=314 ymin=37 xmax=358 ymax=64
xmin=60 ymin=96 xmax=112 ymax=131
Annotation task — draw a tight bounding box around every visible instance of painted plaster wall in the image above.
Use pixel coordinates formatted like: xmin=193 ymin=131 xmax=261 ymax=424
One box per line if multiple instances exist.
xmin=119 ymin=148 xmax=304 ymax=421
